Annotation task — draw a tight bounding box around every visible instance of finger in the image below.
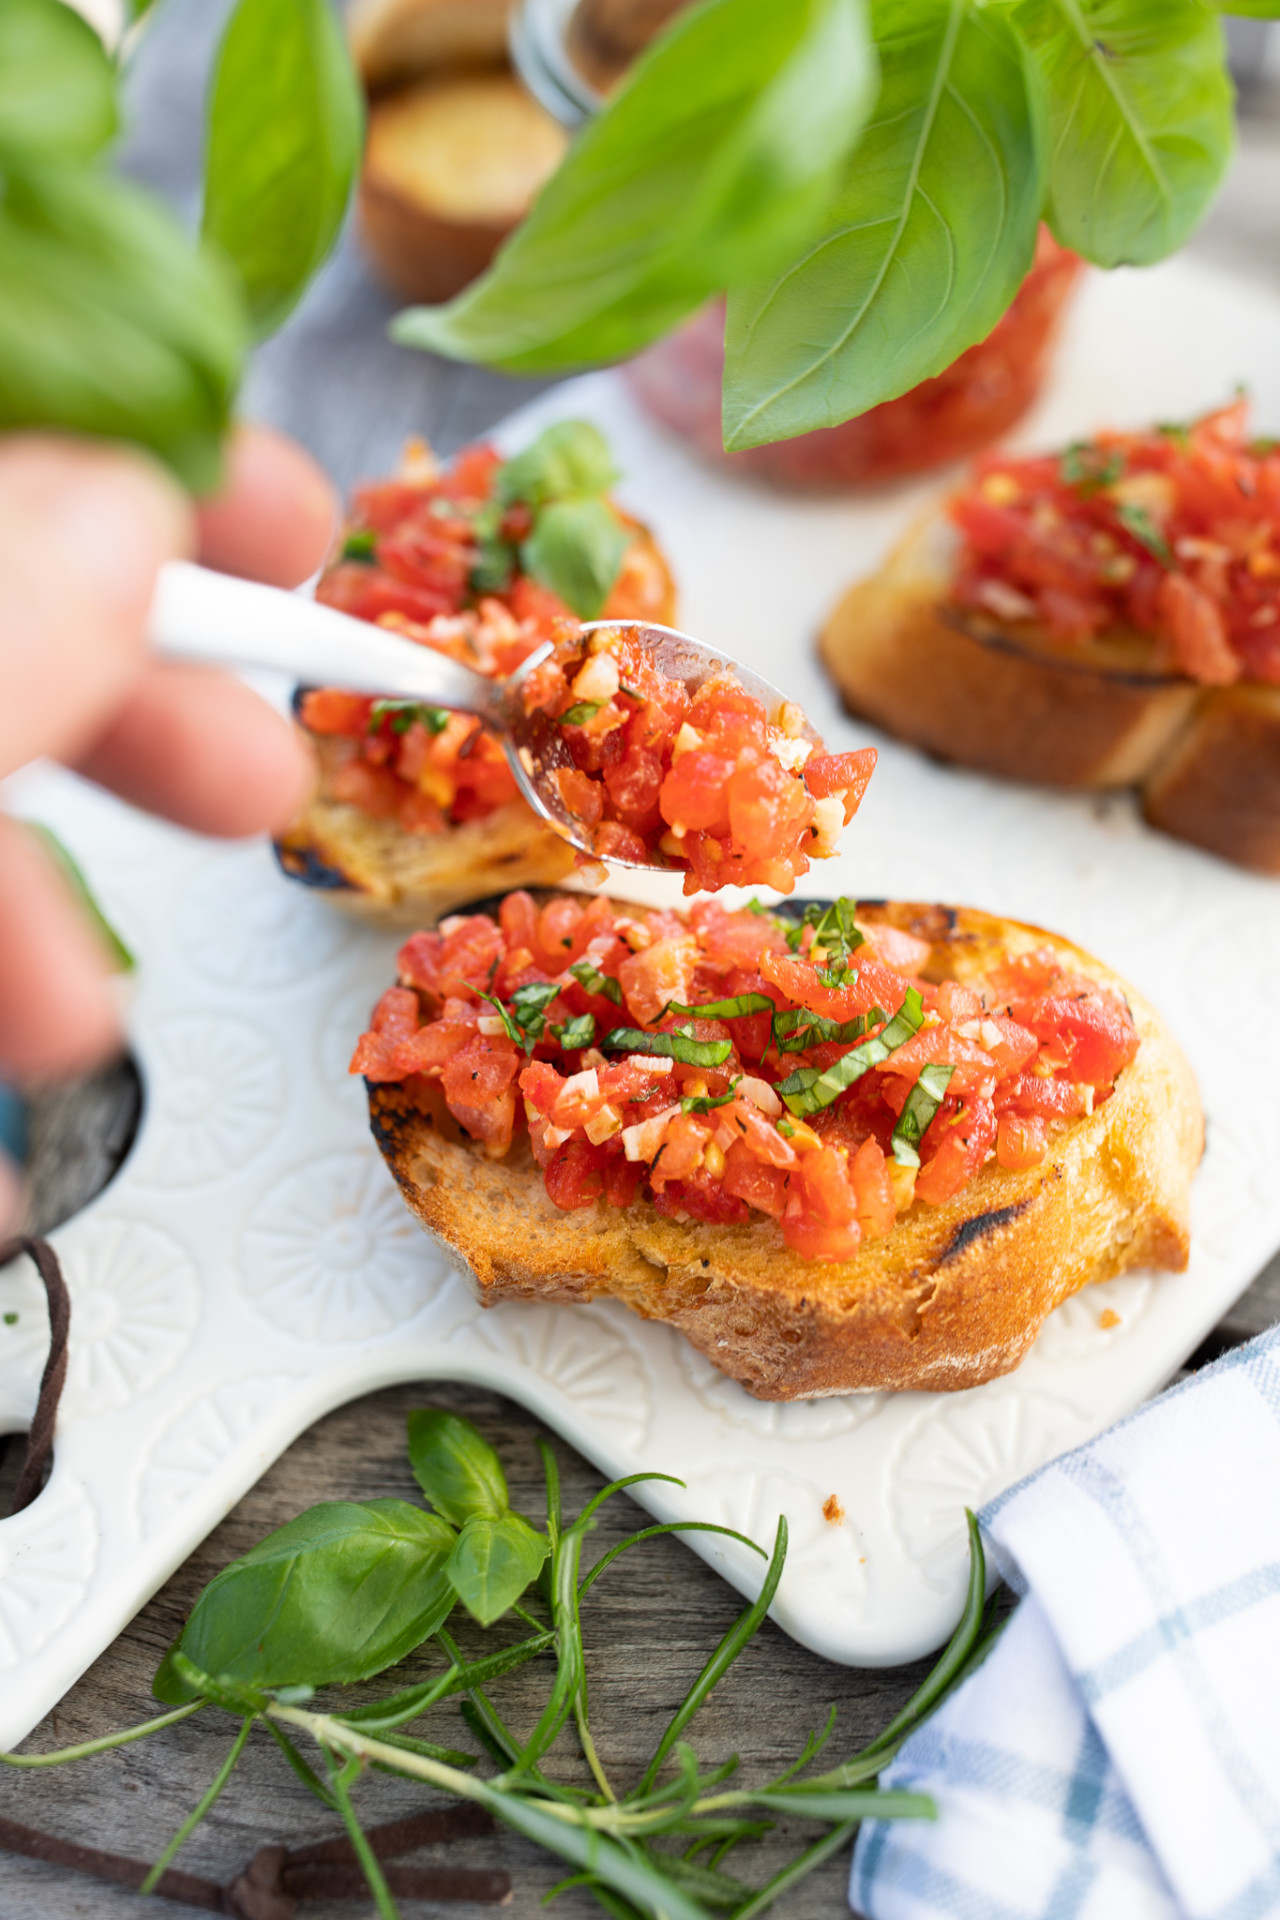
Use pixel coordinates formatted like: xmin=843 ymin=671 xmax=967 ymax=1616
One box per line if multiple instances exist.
xmin=195 ymin=422 xmax=338 ymax=587
xmin=0 ymin=1151 xmax=22 ymax=1236
xmin=0 ymin=817 xmax=123 ymax=1081
xmin=75 ymin=661 xmax=316 ymax=838
xmin=0 ymin=437 xmax=193 ymax=781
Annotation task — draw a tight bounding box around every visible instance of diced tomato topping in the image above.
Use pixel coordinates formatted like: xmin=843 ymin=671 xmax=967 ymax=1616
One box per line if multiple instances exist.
xmin=805 ymin=748 xmax=878 ymax=821
xmin=354 ymin=894 xmax=1141 ymax=1260
xmin=949 ymin=401 xmax=1280 ymax=685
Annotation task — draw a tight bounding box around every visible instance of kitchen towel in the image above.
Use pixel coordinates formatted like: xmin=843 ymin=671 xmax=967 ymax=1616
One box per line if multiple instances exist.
xmin=851 ymin=1327 xmax=1280 ymax=1919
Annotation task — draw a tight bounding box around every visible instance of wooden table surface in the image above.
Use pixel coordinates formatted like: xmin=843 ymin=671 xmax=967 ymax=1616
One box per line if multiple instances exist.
xmin=5 ymin=10 xmax=1280 ymax=1914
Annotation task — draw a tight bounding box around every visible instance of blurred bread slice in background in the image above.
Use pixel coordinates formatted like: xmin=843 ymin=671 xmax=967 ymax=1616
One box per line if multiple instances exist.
xmin=349 ymin=0 xmax=569 ymax=303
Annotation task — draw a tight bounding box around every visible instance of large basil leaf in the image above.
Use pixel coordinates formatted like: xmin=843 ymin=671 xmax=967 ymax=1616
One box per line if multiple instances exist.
xmin=522 ymin=498 xmax=632 ymax=618
xmin=392 ymin=0 xmax=875 ymax=373
xmin=0 ymin=164 xmax=243 ymax=491
xmin=202 ymin=0 xmax=363 ymax=340
xmin=447 ymin=1513 xmax=551 ymax=1627
xmin=1010 ymin=0 xmax=1233 ymax=267
xmin=722 ymin=0 xmax=1043 ymax=450
xmin=153 ymin=1501 xmax=457 ymax=1703
xmin=0 ymin=0 xmax=117 ymax=164
xmin=498 ymin=420 xmax=619 ymax=510
xmin=407 ymin=1409 xmax=511 ymax=1527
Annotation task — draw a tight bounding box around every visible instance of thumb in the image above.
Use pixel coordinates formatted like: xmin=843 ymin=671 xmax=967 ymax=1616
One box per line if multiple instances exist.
xmin=0 ymin=437 xmax=193 ymax=782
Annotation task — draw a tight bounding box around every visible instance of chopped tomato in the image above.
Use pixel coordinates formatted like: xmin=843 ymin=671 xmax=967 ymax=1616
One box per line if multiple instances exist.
xmin=354 ymin=893 xmax=1141 ymax=1261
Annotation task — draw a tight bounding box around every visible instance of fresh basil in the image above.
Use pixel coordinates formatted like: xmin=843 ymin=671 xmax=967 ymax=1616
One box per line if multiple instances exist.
xmin=561 ymin=700 xmax=604 ymax=727
xmin=29 ymin=824 xmax=134 ymax=973
xmin=152 ymin=1502 xmax=456 ymax=1702
xmin=890 ymin=1062 xmax=954 ymax=1167
xmin=1115 ymin=500 xmax=1171 ymax=565
xmin=0 ymin=165 xmax=243 ymax=491
xmin=570 ymin=960 xmax=622 ymax=1004
xmin=407 ymin=1410 xmax=510 ymax=1527
xmin=479 ymin=981 xmax=561 ymax=1053
xmin=552 ymin=1013 xmax=596 ymax=1050
xmin=521 ymin=498 xmax=632 ymax=620
xmin=342 ymin=528 xmax=377 ymax=562
xmin=447 ymin=1514 xmax=550 ymax=1628
xmin=776 ymin=987 xmax=925 ymax=1116
xmin=1010 ymin=0 xmax=1233 ymax=267
xmin=391 ymin=0 xmax=875 ymax=372
xmin=723 ymin=0 xmax=1043 ymax=448
xmin=601 ymin=1025 xmax=734 ymax=1069
xmin=370 ymin=699 xmax=450 ymax=735
xmin=202 ymin=0 xmax=364 ymax=340
xmin=498 ymin=420 xmax=619 ymax=509
xmin=771 ymin=1007 xmax=879 ymax=1054
xmin=1059 ymin=442 xmax=1126 ymax=493
xmin=0 ymin=0 xmax=116 ymax=164
xmin=682 ymin=1079 xmax=742 ymax=1116
xmin=665 ymin=994 xmax=776 ymax=1021
xmin=783 ymin=898 xmax=864 ymax=960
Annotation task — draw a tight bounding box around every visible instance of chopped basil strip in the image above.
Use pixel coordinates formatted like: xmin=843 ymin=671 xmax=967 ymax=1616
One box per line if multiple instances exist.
xmin=480 ymin=981 xmax=560 ymax=1054
xmin=744 ymin=897 xmax=775 ymax=917
xmin=682 ymin=1078 xmax=741 ymax=1116
xmin=776 ymin=987 xmax=925 ymax=1117
xmin=1059 ymin=443 xmax=1125 ymax=494
xmin=783 ymin=897 xmax=863 ymax=963
xmin=552 ymin=1012 xmax=596 ymax=1050
xmin=1115 ymin=501 xmax=1171 ymax=567
xmin=771 ymin=1006 xmax=878 ymax=1054
xmin=1250 ymin=436 xmax=1280 ymax=457
xmin=468 ymin=498 xmax=516 ymax=595
xmin=560 ymin=700 xmax=603 ymax=727
xmin=370 ymin=700 xmax=451 ymax=736
xmin=569 ymin=960 xmax=622 ymax=1004
xmin=341 ymin=527 xmax=376 ymax=562
xmin=601 ymin=1024 xmax=732 ymax=1069
xmin=890 ymin=1062 xmax=954 ymax=1168
xmin=777 ymin=1118 xmax=795 ymax=1139
xmin=665 ymin=993 xmax=774 ymax=1021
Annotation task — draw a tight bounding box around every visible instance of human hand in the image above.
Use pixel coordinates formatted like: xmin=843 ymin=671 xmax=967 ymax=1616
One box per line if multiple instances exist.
xmin=0 ymin=424 xmax=337 ymax=1086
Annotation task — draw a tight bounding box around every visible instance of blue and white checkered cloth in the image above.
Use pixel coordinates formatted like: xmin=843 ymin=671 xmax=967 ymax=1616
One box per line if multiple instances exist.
xmin=852 ymin=1328 xmax=1280 ymax=1920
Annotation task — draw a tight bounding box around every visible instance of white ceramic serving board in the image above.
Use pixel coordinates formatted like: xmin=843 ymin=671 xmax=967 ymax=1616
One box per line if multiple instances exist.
xmin=3 ymin=256 xmax=1280 ymax=1748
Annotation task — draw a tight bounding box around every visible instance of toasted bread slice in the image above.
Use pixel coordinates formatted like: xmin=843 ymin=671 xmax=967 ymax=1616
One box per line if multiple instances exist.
xmin=367 ymin=898 xmax=1202 ymax=1397
xmin=359 ymin=73 xmax=568 ymax=304
xmin=348 ymin=0 xmax=511 ymax=90
xmin=820 ymin=512 xmax=1280 ymax=872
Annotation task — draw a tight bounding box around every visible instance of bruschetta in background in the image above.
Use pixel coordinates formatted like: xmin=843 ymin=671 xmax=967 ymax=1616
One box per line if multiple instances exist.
xmin=353 ymin=888 xmax=1202 ymax=1399
xmin=820 ymin=402 xmax=1280 ymax=872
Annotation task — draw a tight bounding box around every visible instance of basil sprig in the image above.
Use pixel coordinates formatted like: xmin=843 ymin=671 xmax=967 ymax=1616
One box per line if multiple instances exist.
xmin=890 ymin=1062 xmax=955 ymax=1167
xmin=569 ymin=958 xmax=623 ymax=1004
xmin=601 ymin=1024 xmax=734 ymax=1069
xmin=0 ymin=0 xmax=360 ymax=488
xmin=481 ymin=981 xmax=561 ymax=1055
xmin=552 ymin=1012 xmax=596 ymax=1050
xmin=390 ymin=0 xmax=1240 ymax=451
xmin=784 ymin=898 xmax=864 ymax=962
xmin=19 ymin=1412 xmax=1005 ymax=1916
xmin=776 ymin=988 xmax=926 ymax=1116
xmin=477 ymin=421 xmax=633 ymax=618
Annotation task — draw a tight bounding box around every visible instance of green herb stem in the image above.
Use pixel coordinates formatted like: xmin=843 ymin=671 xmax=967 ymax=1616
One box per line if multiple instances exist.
xmin=0 ymin=1701 xmax=205 ymax=1768
xmin=139 ymin=1714 xmax=253 ymax=1894
xmin=325 ymin=1749 xmax=401 ymax=1920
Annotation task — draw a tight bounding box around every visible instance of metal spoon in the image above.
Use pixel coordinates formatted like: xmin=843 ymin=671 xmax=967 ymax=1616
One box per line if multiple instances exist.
xmin=149 ymin=560 xmax=819 ymax=870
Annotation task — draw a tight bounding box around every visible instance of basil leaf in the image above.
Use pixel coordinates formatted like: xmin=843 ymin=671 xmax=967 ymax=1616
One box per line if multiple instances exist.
xmin=29 ymin=824 xmax=133 ymax=973
xmin=152 ymin=1501 xmax=456 ymax=1703
xmin=1115 ymin=499 xmax=1171 ymax=566
xmin=370 ymin=699 xmax=450 ymax=735
xmin=666 ymin=994 xmax=776 ymax=1021
xmin=497 ymin=420 xmax=619 ymax=509
xmin=1059 ymin=442 xmax=1126 ymax=494
xmin=1010 ymin=0 xmax=1233 ymax=267
xmin=202 ymin=0 xmax=363 ymax=340
xmin=561 ymin=700 xmax=604 ymax=727
xmin=0 ymin=0 xmax=116 ymax=164
xmin=391 ymin=0 xmax=875 ymax=373
xmin=478 ymin=991 xmax=522 ymax=1047
xmin=771 ymin=1007 xmax=876 ymax=1054
xmin=521 ymin=498 xmax=632 ymax=620
xmin=407 ymin=1410 xmax=510 ymax=1526
xmin=601 ymin=1025 xmax=733 ymax=1069
xmin=570 ymin=960 xmax=622 ymax=1004
xmin=682 ymin=1078 xmax=742 ymax=1116
xmin=723 ymin=0 xmax=1043 ymax=448
xmin=447 ymin=1513 xmax=550 ymax=1628
xmin=776 ymin=987 xmax=925 ymax=1116
xmin=0 ymin=164 xmax=242 ymax=491
xmin=342 ymin=528 xmax=377 ymax=562
xmin=510 ymin=980 xmax=562 ymax=1051
xmin=890 ymin=1061 xmax=954 ymax=1167
xmin=553 ymin=1013 xmax=596 ymax=1050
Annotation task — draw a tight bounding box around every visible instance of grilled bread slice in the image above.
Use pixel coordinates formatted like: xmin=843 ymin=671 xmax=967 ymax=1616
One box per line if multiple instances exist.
xmin=820 ymin=512 xmax=1280 ymax=871
xmin=366 ymin=897 xmax=1202 ymax=1398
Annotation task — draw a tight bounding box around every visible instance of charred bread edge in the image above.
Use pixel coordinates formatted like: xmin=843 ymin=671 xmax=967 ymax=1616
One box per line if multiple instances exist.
xmin=819 ymin=509 xmax=1280 ymax=869
xmin=365 ymin=892 xmax=1204 ymax=1399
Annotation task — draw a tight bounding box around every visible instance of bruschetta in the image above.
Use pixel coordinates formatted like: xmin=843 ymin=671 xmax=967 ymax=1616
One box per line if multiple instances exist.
xmin=274 ymin=423 xmax=679 ymax=925
xmin=353 ymin=887 xmax=1201 ymax=1398
xmin=819 ymin=402 xmax=1280 ymax=872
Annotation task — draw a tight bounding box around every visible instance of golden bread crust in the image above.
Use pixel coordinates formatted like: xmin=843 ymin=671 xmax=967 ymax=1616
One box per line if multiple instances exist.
xmin=819 ymin=512 xmax=1280 ymax=870
xmin=366 ymin=899 xmax=1203 ymax=1397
